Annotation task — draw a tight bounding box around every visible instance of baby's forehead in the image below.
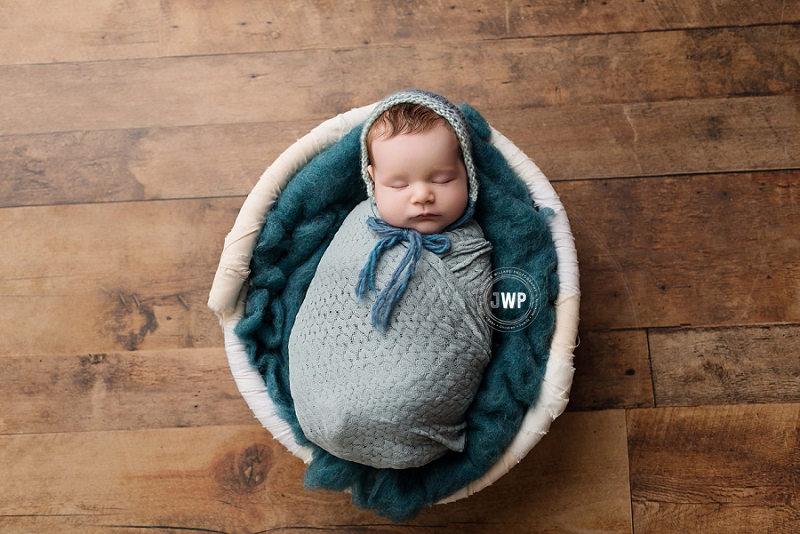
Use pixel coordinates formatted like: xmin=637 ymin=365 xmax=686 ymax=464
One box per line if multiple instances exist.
xmin=371 ymin=124 xmax=464 ymax=161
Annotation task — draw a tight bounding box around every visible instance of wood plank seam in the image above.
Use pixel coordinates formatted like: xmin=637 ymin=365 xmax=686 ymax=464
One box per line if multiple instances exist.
xmin=644 ymin=328 xmax=658 ymax=409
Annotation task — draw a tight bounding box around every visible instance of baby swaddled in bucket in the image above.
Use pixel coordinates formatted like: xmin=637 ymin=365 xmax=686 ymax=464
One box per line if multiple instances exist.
xmin=289 ymin=90 xmax=493 ymax=469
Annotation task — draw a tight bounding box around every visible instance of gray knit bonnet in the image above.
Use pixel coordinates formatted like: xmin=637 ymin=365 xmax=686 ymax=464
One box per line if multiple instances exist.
xmin=360 ymin=89 xmax=478 ymax=203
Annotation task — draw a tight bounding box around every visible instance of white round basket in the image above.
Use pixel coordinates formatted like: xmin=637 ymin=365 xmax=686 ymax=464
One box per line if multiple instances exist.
xmin=208 ymin=102 xmax=579 ymax=504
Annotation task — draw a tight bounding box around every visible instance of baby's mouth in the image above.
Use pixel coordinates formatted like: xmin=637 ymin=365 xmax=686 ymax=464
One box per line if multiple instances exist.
xmin=414 ymin=212 xmax=438 ymax=218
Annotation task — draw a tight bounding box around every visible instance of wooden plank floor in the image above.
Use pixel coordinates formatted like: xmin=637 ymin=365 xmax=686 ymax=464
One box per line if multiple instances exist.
xmin=1 ymin=1 xmax=798 ymax=532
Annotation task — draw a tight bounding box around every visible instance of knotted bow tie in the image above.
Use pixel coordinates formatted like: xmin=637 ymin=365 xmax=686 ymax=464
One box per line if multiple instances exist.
xmin=355 ymin=202 xmax=474 ymax=331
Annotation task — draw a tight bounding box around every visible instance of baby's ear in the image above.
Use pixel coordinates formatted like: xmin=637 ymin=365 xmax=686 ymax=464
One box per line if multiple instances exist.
xmin=367 ymin=164 xmax=375 ymax=182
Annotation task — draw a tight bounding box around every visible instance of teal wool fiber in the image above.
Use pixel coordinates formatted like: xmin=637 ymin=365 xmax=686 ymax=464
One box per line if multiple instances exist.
xmin=235 ymin=105 xmax=559 ymax=522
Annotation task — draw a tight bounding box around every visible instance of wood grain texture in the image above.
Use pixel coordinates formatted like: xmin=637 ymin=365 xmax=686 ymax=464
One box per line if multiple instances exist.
xmin=160 ymin=0 xmax=800 ymax=57
xmin=0 ymin=348 xmax=253 ymax=435
xmin=633 ymin=502 xmax=800 ymax=534
xmin=558 ymin=170 xmax=800 ymax=330
xmin=0 ymin=122 xmax=316 ymax=208
xmin=0 ymin=411 xmax=631 ymax=532
xmin=569 ymin=329 xmax=654 ymax=411
xmin=0 ymin=0 xmax=161 ymax=66
xmin=2 ymin=25 xmax=797 ymax=136
xmin=2 ymin=96 xmax=797 ymax=208
xmin=649 ymin=325 xmax=800 ymax=407
xmin=504 ymin=95 xmax=799 ymax=181
xmin=3 ymin=0 xmax=797 ymax=66
xmin=628 ymin=404 xmax=800 ymax=533
xmin=0 ymin=199 xmax=238 ymax=356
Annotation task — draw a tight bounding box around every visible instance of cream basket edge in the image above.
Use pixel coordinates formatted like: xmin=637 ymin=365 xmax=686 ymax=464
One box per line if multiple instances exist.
xmin=207 ymin=102 xmax=580 ymax=505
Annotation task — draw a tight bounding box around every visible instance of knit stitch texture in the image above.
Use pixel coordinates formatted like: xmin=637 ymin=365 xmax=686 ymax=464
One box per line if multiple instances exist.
xmin=290 ymin=199 xmax=493 ymax=469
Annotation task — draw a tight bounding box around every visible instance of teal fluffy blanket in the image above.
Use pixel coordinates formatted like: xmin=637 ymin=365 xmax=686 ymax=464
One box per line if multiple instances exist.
xmin=235 ymin=105 xmax=558 ymax=521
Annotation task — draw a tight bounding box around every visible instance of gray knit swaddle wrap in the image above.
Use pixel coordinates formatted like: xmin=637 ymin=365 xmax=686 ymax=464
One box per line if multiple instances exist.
xmin=289 ymin=200 xmax=493 ymax=469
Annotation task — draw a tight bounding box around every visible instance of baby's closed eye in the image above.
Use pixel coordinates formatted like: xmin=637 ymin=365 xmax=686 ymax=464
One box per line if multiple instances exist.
xmin=376 ymin=175 xmax=409 ymax=189
xmin=431 ymin=173 xmax=457 ymax=184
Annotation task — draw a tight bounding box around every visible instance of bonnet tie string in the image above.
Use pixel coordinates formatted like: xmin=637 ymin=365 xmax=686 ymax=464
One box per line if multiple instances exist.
xmin=355 ymin=201 xmax=475 ymax=331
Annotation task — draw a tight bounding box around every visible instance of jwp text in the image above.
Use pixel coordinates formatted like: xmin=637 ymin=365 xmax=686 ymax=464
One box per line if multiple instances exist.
xmin=490 ymin=292 xmax=527 ymax=309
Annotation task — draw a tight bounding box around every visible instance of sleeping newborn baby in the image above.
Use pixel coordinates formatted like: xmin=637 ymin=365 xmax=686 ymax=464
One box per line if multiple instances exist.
xmin=288 ymin=90 xmax=493 ymax=469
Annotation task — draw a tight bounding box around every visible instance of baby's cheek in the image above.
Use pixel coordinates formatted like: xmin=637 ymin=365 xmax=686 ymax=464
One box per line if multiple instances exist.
xmin=374 ymin=194 xmax=405 ymax=226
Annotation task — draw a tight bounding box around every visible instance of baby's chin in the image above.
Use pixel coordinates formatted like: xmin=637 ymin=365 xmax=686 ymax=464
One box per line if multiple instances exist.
xmin=400 ymin=218 xmax=453 ymax=234
xmin=376 ymin=208 xmax=461 ymax=234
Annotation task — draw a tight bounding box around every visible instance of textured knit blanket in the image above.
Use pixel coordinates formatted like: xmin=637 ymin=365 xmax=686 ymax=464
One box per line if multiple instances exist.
xmin=289 ymin=199 xmax=493 ymax=469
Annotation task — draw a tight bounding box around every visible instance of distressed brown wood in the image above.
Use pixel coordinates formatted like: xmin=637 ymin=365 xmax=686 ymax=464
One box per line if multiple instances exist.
xmin=502 ymin=96 xmax=799 ymax=181
xmin=0 ymin=0 xmax=161 ymax=66
xmin=2 ymin=96 xmax=797 ymax=208
xmin=2 ymin=25 xmax=797 ymax=137
xmin=0 ymin=199 xmax=238 ymax=356
xmin=557 ymin=170 xmax=800 ymax=330
xmin=0 ymin=122 xmax=316 ymax=208
xmin=569 ymin=329 xmax=654 ymax=411
xmin=628 ymin=404 xmax=800 ymax=533
xmin=632 ymin=502 xmax=800 ymax=534
xmin=0 ymin=348 xmax=253 ymax=435
xmin=648 ymin=325 xmax=800 ymax=407
xmin=4 ymin=0 xmax=797 ymax=67
xmin=0 ymin=411 xmax=631 ymax=532
xmin=160 ymin=0 xmax=800 ymax=57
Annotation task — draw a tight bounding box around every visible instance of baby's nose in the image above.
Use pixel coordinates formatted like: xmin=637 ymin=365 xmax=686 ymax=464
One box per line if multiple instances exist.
xmin=410 ymin=183 xmax=434 ymax=203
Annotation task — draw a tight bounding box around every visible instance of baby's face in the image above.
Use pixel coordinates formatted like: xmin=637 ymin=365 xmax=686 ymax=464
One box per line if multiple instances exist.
xmin=367 ymin=122 xmax=469 ymax=234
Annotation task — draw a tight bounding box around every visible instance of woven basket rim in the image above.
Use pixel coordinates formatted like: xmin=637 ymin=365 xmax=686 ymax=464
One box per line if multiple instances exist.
xmin=211 ymin=101 xmax=580 ymax=505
